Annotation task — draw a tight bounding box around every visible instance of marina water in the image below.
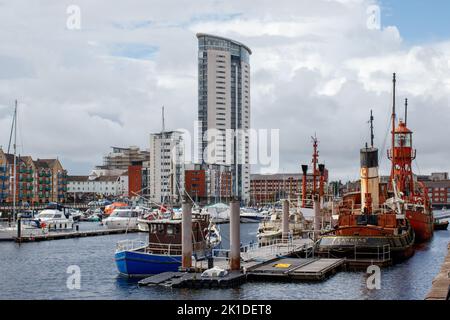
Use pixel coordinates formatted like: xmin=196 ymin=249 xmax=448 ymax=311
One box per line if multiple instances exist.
xmin=0 ymin=217 xmax=448 ymax=300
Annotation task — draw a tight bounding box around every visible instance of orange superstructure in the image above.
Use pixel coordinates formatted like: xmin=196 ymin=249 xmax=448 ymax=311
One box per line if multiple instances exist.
xmin=387 ymin=75 xmax=433 ymax=242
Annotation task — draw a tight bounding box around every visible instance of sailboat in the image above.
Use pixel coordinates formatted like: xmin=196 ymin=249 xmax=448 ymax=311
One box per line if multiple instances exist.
xmin=0 ymin=100 xmax=48 ymax=240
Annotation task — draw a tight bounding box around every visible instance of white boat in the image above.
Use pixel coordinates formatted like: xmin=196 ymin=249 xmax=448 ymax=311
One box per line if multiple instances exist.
xmin=257 ymin=209 xmax=310 ymax=245
xmin=206 ymin=203 xmax=230 ymax=223
xmin=240 ymin=208 xmax=267 ymax=223
xmin=104 ymin=208 xmax=139 ymax=229
xmin=67 ymin=209 xmax=83 ymax=222
xmin=0 ymin=219 xmax=49 ymax=241
xmin=36 ymin=209 xmax=74 ymax=231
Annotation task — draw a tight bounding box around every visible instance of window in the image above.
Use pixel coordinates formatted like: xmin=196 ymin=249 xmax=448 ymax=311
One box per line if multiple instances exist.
xmin=395 ymin=133 xmax=412 ymax=147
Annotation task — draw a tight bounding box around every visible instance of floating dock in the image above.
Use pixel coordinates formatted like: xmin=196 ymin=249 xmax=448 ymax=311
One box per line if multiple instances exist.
xmin=138 ymin=237 xmax=345 ymax=289
xmin=425 ymin=242 xmax=450 ymax=300
xmin=138 ymin=271 xmax=246 ymax=289
xmin=138 ymin=257 xmax=346 ymax=289
xmin=247 ymin=257 xmax=346 ymax=281
xmin=14 ymin=228 xmax=140 ymax=243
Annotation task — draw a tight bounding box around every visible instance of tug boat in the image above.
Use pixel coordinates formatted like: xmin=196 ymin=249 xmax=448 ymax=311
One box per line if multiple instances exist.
xmin=316 ymin=145 xmax=415 ymax=262
xmin=317 ymin=99 xmax=417 ymax=262
xmin=114 ymin=212 xmax=221 ymax=277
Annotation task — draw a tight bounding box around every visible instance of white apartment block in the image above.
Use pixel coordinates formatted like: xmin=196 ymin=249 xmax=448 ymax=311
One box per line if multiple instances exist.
xmin=149 ymin=131 xmax=185 ymax=204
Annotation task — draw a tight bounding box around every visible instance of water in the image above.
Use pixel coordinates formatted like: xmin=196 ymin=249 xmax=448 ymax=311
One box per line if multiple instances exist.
xmin=0 ymin=220 xmax=448 ymax=300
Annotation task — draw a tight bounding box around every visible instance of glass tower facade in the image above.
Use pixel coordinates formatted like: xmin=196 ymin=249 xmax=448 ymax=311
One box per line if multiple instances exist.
xmin=197 ymin=33 xmax=251 ymax=203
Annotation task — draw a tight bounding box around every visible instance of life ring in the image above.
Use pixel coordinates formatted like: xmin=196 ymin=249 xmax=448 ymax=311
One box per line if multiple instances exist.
xmin=40 ymin=222 xmax=47 ymax=229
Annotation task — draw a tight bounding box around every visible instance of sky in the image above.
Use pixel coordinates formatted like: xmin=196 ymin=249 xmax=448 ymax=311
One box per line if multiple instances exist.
xmin=1 ymin=0 xmax=450 ymax=182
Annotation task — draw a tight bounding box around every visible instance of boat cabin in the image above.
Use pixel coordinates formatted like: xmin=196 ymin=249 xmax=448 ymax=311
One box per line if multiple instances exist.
xmin=144 ymin=213 xmax=210 ymax=255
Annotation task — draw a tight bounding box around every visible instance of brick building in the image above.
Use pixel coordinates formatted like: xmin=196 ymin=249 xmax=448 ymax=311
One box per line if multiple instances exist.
xmin=128 ymin=161 xmax=143 ymax=198
xmin=250 ymin=171 xmax=329 ymax=205
xmin=418 ymin=172 xmax=450 ymax=208
xmin=0 ymin=148 xmax=67 ymax=204
xmin=183 ymin=164 xmax=233 ymax=205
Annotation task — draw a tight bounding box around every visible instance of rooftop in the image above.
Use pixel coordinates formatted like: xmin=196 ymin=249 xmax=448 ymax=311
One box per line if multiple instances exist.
xmin=196 ymin=33 xmax=252 ymax=55
xmin=251 ymin=173 xmax=304 ymax=181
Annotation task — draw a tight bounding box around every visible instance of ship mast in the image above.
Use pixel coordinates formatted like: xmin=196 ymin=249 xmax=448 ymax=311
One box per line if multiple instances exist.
xmin=404 ymin=98 xmax=408 ymax=127
xmin=311 ymin=134 xmax=318 ymax=196
xmin=370 ymin=109 xmax=374 ymax=148
xmin=390 ymin=73 xmax=396 ymax=190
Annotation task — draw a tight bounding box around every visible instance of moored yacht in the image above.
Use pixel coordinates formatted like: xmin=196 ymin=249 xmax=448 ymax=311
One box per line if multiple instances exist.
xmin=240 ymin=208 xmax=267 ymax=223
xmin=0 ymin=219 xmax=49 ymax=241
xmin=257 ymin=209 xmax=309 ymax=245
xmin=36 ymin=207 xmax=74 ymax=231
xmin=103 ymin=208 xmax=140 ymax=229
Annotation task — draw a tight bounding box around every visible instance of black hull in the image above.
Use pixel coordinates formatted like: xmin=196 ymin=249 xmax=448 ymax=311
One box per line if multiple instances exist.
xmin=434 ymin=221 xmax=449 ymax=231
xmin=316 ymin=230 xmax=415 ymax=263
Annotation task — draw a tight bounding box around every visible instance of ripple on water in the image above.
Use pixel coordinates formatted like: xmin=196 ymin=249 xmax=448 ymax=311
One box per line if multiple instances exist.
xmin=0 ymin=221 xmax=448 ymax=299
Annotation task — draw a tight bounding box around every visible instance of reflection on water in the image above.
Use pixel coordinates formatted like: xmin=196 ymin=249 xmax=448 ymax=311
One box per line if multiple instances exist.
xmin=0 ymin=220 xmax=448 ymax=300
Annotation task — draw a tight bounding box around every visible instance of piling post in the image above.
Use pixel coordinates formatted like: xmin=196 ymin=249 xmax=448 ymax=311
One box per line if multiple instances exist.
xmin=17 ymin=217 xmax=21 ymax=240
xmin=314 ymin=196 xmax=321 ymax=239
xmin=282 ymin=199 xmax=289 ymax=241
xmin=182 ymin=199 xmax=192 ymax=270
xmin=229 ymin=198 xmax=241 ymax=271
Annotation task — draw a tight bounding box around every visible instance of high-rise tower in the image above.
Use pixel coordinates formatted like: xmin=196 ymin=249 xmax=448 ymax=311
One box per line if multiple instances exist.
xmin=196 ymin=33 xmax=251 ymax=203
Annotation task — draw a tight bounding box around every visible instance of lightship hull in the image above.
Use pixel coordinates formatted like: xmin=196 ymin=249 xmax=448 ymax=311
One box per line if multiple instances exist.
xmin=406 ymin=210 xmax=434 ymax=242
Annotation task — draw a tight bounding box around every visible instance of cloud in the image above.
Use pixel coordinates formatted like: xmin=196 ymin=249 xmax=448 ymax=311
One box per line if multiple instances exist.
xmin=0 ymin=0 xmax=449 ymax=181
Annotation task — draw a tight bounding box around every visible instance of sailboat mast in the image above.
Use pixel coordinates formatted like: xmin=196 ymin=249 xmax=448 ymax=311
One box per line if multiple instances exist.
xmin=13 ymin=100 xmax=17 ymax=222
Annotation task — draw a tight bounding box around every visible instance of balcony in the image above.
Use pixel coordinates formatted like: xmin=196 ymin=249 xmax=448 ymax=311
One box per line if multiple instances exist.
xmin=38 ymin=172 xmax=51 ymax=178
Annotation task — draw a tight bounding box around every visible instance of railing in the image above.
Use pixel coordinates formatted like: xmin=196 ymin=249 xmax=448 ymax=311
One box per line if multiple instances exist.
xmin=116 ymin=240 xmax=206 ymax=257
xmin=212 ymin=237 xmax=300 ymax=262
xmin=322 ymin=244 xmax=391 ymax=262
xmin=116 ymin=239 xmax=147 ymax=252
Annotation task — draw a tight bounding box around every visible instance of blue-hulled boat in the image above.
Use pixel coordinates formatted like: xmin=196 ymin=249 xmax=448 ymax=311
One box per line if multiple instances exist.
xmin=115 ymin=213 xmax=221 ymax=277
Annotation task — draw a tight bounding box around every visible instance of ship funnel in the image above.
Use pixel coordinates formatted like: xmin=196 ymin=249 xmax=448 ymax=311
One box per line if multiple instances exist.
xmin=360 ymin=147 xmax=380 ymax=213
